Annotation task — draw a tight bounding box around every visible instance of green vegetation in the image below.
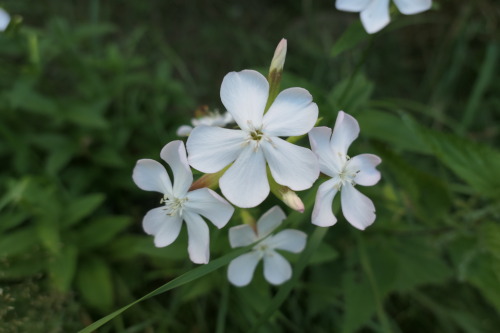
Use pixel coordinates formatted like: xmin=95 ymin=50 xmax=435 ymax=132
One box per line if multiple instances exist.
xmin=0 ymin=0 xmax=499 ymax=332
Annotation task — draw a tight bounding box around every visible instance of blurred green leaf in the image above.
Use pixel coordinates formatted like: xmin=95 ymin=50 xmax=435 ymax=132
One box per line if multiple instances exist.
xmin=341 ymin=271 xmax=376 ymax=333
xmin=62 ymin=193 xmax=105 ymax=227
xmin=0 ymin=226 xmax=38 ymax=257
xmin=76 ymin=215 xmax=132 ymax=251
xmin=76 ymin=257 xmax=115 ymax=313
xmin=48 ymin=244 xmax=78 ymax=292
xmin=412 ymin=121 xmax=500 ymax=199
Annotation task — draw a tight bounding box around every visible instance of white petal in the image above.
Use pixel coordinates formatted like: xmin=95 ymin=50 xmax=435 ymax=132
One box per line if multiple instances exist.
xmin=227 ymin=251 xmax=262 ymax=287
xmin=185 ymin=188 xmax=234 ymax=229
xmin=142 ymin=207 xmax=183 ymax=247
xmin=348 ymin=154 xmax=382 ymax=186
xmin=262 ymin=138 xmax=319 ymax=191
xmin=341 ymin=184 xmax=376 ymax=230
xmin=160 ymin=141 xmax=193 ymax=197
xmin=256 ymin=206 xmax=286 ymax=239
xmin=312 ymin=178 xmax=339 ymax=227
xmin=229 ymin=224 xmax=257 ymax=248
xmin=360 ymin=0 xmax=391 ymax=34
xmin=393 ymin=0 xmax=432 ymax=15
xmin=176 ymin=125 xmax=193 ymax=137
xmin=263 ymin=251 xmax=292 ymax=285
xmin=220 ymin=145 xmax=269 ymax=208
xmin=132 ymin=159 xmax=172 ymax=195
xmin=0 ymin=8 xmax=10 ymax=31
xmin=183 ymin=212 xmax=210 ymax=264
xmin=330 ymin=111 xmax=360 ymax=156
xmin=186 ymin=126 xmax=246 ymax=173
xmin=220 ymin=70 xmax=269 ymax=131
xmin=308 ymin=127 xmax=339 ymax=177
xmin=336 ymin=0 xmax=370 ymax=12
xmin=263 ymin=88 xmax=318 ymax=137
xmin=266 ymin=230 xmax=307 ymax=253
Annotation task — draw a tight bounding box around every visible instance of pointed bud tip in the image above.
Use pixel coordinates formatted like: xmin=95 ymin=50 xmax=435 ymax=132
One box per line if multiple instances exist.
xmin=270 ymin=38 xmax=287 ymax=73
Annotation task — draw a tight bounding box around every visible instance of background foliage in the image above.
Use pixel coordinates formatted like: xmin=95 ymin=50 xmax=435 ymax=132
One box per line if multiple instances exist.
xmin=0 ymin=0 xmax=499 ymax=332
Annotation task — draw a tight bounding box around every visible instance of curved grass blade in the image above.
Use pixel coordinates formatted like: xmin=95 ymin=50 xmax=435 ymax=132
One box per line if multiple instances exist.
xmin=79 ymin=246 xmax=250 ymax=333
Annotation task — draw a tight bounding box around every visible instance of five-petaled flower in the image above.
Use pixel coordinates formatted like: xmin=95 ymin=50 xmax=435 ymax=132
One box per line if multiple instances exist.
xmin=133 ymin=140 xmax=234 ymax=264
xmin=227 ymin=206 xmax=307 ymax=286
xmin=335 ymin=0 xmax=432 ymax=34
xmin=308 ymin=111 xmax=381 ymax=230
xmin=186 ymin=70 xmax=319 ymax=208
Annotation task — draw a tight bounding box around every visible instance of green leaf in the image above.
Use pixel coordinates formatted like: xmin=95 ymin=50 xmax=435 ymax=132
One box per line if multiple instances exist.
xmin=48 ymin=244 xmax=78 ymax=292
xmin=357 ymin=110 xmax=430 ymax=154
xmin=76 ymin=216 xmax=132 ymax=251
xmin=0 ymin=226 xmax=39 ymax=257
xmin=392 ymin=238 xmax=452 ymax=291
xmin=413 ymin=121 xmax=500 ymax=198
xmin=63 ymin=193 xmax=105 ymax=227
xmin=341 ymin=271 xmax=376 ymax=333
xmin=76 ymin=257 xmax=115 ymax=313
xmin=465 ymin=254 xmax=500 ymax=312
xmin=330 ymin=21 xmax=370 ymax=57
xmin=78 ymin=245 xmax=252 ymax=332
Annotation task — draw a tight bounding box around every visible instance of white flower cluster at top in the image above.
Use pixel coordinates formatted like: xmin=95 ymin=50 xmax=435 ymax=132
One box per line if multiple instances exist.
xmin=133 ymin=39 xmax=382 ymax=286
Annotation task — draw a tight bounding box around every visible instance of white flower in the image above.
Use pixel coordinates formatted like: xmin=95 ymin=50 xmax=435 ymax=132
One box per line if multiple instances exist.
xmin=227 ymin=206 xmax=307 ymax=286
xmin=186 ymin=70 xmax=320 ymax=208
xmin=336 ymin=0 xmax=432 ymax=34
xmin=133 ymin=140 xmax=234 ymax=264
xmin=0 ymin=8 xmax=10 ymax=31
xmin=308 ymin=111 xmax=381 ymax=230
xmin=176 ymin=109 xmax=234 ymax=137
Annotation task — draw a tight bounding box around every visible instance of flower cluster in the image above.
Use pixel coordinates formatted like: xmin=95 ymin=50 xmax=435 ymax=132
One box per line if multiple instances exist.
xmin=133 ymin=40 xmax=382 ymax=287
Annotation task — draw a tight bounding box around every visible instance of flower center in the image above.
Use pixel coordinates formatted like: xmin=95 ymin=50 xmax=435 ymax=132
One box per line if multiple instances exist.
xmin=161 ymin=195 xmax=188 ymax=216
xmin=244 ymin=120 xmax=274 ymax=151
xmin=333 ymin=155 xmax=360 ymax=190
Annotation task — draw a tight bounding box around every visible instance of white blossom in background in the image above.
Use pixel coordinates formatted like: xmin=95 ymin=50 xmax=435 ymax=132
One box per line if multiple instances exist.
xmin=309 ymin=111 xmax=381 ymax=230
xmin=0 ymin=8 xmax=10 ymax=31
xmin=227 ymin=206 xmax=307 ymax=286
xmin=133 ymin=140 xmax=234 ymax=264
xmin=187 ymin=70 xmax=319 ymax=208
xmin=335 ymin=0 xmax=432 ymax=34
xmin=176 ymin=109 xmax=234 ymax=137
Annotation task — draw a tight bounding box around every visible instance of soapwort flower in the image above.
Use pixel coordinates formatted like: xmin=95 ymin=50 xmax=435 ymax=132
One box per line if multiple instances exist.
xmin=227 ymin=206 xmax=307 ymax=286
xmin=309 ymin=111 xmax=381 ymax=230
xmin=176 ymin=109 xmax=234 ymax=137
xmin=133 ymin=140 xmax=234 ymax=264
xmin=186 ymin=70 xmax=319 ymax=208
xmin=335 ymin=0 xmax=432 ymax=34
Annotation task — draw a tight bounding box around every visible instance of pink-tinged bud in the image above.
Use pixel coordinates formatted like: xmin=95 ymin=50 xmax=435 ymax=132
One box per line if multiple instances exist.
xmin=282 ymin=189 xmax=305 ymax=213
xmin=269 ymin=38 xmax=287 ymax=74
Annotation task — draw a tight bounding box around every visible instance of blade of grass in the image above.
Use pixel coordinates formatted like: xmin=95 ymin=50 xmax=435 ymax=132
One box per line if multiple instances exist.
xmin=78 ymin=246 xmax=251 ymax=333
